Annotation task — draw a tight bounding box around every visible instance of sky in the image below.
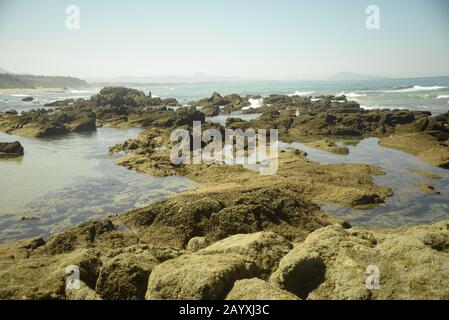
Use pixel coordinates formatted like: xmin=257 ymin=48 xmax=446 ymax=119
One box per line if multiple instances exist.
xmin=0 ymin=0 xmax=448 ymax=80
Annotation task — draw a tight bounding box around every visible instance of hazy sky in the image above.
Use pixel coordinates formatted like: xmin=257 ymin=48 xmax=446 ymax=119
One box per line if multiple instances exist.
xmin=0 ymin=0 xmax=448 ymax=80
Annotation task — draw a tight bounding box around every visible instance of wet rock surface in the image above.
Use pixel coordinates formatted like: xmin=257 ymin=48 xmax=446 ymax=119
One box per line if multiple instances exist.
xmin=0 ymin=107 xmax=96 ymax=137
xmin=0 ymin=141 xmax=24 ymax=156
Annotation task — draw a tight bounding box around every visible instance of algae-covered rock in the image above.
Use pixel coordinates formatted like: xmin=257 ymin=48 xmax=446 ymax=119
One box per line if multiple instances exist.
xmin=271 ymin=221 xmax=449 ymax=300
xmin=0 ymin=236 xmax=45 ymax=260
xmin=40 ymin=220 xmax=117 ymax=255
xmin=96 ymin=251 xmax=159 ymax=300
xmin=0 ymin=249 xmax=102 ymax=299
xmin=380 ymin=132 xmax=449 ymax=169
xmin=269 ymin=250 xmax=326 ymax=299
xmin=66 ymin=281 xmax=102 ymax=300
xmin=198 ymin=232 xmax=292 ymax=279
xmin=0 ymin=141 xmax=24 ymax=156
xmin=305 ymin=140 xmax=349 ymax=155
xmin=226 ymin=278 xmax=299 ymax=300
xmin=146 ymin=253 xmax=255 ymax=300
xmin=187 ymin=237 xmax=208 ymax=252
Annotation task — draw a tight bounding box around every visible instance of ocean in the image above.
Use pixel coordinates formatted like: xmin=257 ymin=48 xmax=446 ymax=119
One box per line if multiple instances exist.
xmin=1 ymin=76 xmax=449 ymax=115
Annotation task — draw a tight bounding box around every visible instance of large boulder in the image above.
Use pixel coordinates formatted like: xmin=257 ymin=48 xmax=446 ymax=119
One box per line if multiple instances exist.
xmin=226 ymin=278 xmax=299 ymax=300
xmin=95 ymin=251 xmax=159 ymax=300
xmin=198 ymin=232 xmax=292 ymax=278
xmin=146 ymin=253 xmax=255 ymax=300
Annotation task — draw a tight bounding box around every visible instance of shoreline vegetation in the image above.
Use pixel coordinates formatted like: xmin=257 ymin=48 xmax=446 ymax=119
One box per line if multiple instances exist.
xmin=0 ymin=87 xmax=449 ymax=299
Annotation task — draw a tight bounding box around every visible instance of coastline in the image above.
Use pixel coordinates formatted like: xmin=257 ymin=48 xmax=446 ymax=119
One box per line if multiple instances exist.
xmin=0 ymin=87 xmax=448 ymax=300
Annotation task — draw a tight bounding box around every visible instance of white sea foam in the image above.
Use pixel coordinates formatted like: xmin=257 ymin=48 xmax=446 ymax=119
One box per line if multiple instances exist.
xmin=242 ymin=98 xmax=263 ymax=110
xmin=360 ymin=105 xmax=407 ymax=110
xmin=436 ymin=95 xmax=449 ymax=99
xmin=10 ymin=94 xmax=29 ymax=97
xmin=287 ymin=91 xmax=315 ymax=97
xmin=339 ymin=91 xmax=366 ymax=98
xmin=385 ymin=86 xmax=446 ymax=93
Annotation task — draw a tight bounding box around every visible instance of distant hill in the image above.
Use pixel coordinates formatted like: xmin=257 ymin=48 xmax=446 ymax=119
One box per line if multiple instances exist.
xmin=0 ymin=67 xmax=9 ymax=74
xmin=0 ymin=73 xmax=89 ymax=89
xmin=327 ymin=72 xmax=388 ymax=81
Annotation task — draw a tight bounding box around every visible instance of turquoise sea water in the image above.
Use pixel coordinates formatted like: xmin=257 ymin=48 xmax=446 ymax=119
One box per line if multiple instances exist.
xmin=0 ymin=77 xmax=448 ymax=241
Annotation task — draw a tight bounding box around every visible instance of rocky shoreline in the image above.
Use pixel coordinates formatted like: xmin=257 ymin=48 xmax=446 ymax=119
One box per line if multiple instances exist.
xmin=0 ymin=87 xmax=448 ymax=300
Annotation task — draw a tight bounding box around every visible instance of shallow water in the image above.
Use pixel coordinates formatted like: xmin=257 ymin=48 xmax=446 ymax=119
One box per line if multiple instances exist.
xmin=0 ymin=128 xmax=197 ymax=243
xmin=206 ymin=111 xmax=262 ymax=126
xmin=280 ymin=139 xmax=449 ymax=229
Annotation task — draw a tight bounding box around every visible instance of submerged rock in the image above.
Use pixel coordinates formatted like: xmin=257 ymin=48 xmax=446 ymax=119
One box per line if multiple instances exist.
xmin=305 ymin=139 xmax=349 ymax=155
xmin=407 ymin=168 xmax=442 ymax=180
xmin=380 ymin=132 xmax=449 ymax=169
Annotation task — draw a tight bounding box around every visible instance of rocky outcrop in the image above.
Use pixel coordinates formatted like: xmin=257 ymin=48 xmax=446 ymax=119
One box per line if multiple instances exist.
xmin=1 ymin=219 xmax=449 ymax=300
xmin=0 ymin=108 xmax=96 ymax=137
xmin=270 ymin=221 xmax=449 ymax=300
xmin=0 ymin=141 xmax=24 ymax=156
xmin=380 ymin=132 xmax=449 ymax=169
xmin=189 ymin=92 xmax=249 ymax=114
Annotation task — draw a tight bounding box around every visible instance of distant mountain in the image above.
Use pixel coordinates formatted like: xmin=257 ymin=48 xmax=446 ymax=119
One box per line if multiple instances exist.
xmin=0 ymin=67 xmax=9 ymax=74
xmin=327 ymin=72 xmax=388 ymax=81
xmin=0 ymin=73 xmax=89 ymax=89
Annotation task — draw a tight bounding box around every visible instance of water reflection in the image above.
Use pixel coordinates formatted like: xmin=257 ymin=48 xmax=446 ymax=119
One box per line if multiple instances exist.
xmin=280 ymin=138 xmax=449 ymax=228
xmin=0 ymin=128 xmax=197 ymax=242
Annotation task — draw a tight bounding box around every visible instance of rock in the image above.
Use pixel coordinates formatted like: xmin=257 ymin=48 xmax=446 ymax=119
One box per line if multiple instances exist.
xmin=270 ymin=221 xmax=449 ymax=300
xmin=0 ymin=249 xmax=102 ymax=299
xmin=226 ymin=278 xmax=299 ymax=300
xmin=146 ymin=253 xmax=255 ymax=300
xmin=0 ymin=237 xmax=45 ymax=260
xmin=21 ymin=96 xmax=34 ymax=102
xmin=198 ymin=232 xmax=292 ymax=278
xmin=305 ymin=140 xmax=349 ymax=155
xmin=66 ymin=281 xmax=102 ymax=300
xmin=96 ymin=251 xmax=159 ymax=300
xmin=187 ymin=237 xmax=208 ymax=252
xmin=0 ymin=141 xmax=24 ymax=156
xmin=40 ymin=220 xmax=117 ymax=255
xmin=201 ymin=105 xmax=220 ymax=117
xmin=0 ymin=108 xmax=97 ymax=138
xmin=269 ymin=250 xmax=326 ymax=299
xmin=119 ymin=186 xmax=336 ymax=250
